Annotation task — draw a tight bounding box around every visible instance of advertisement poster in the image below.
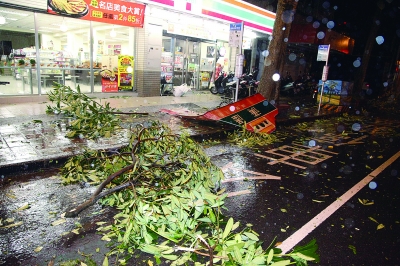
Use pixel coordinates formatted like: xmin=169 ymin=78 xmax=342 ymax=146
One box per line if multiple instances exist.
xmin=47 ymin=0 xmax=146 ymax=28
xmin=118 ymin=55 xmax=134 ymax=90
xmin=100 ymin=69 xmax=118 ymax=92
xmin=318 ymin=80 xmax=342 ymax=105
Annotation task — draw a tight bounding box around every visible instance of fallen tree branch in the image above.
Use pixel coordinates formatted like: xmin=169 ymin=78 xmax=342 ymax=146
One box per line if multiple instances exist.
xmin=65 ymin=159 xmax=137 ymax=217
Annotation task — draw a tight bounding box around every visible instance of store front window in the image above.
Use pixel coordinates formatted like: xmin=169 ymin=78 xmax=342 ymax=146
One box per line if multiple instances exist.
xmin=0 ymin=8 xmax=35 ymax=95
xmin=0 ymin=7 xmax=136 ymax=96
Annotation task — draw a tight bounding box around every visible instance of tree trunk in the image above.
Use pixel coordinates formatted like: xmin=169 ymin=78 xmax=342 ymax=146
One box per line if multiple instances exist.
xmin=273 ymin=1 xmax=298 ymax=102
xmin=258 ymin=0 xmax=298 ymax=101
xmin=353 ymin=8 xmax=382 ymax=94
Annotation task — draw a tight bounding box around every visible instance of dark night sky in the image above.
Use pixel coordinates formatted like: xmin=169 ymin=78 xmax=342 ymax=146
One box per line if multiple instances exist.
xmin=248 ymin=0 xmax=400 ymax=84
xmin=292 ymin=0 xmax=400 ymax=83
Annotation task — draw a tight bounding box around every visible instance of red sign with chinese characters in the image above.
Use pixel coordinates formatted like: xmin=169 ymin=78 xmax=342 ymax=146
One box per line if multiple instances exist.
xmin=102 ymin=77 xmax=119 ymax=92
xmin=47 ymin=0 xmax=145 ymax=28
xmin=160 ymin=93 xmax=278 ymax=134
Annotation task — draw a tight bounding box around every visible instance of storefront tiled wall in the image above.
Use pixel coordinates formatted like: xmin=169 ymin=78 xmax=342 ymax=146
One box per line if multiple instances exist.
xmin=135 ymin=25 xmax=162 ymax=97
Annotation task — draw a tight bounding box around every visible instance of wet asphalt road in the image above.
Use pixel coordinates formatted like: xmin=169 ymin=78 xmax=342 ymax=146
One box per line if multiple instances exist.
xmin=1 ymin=114 xmax=400 ymax=265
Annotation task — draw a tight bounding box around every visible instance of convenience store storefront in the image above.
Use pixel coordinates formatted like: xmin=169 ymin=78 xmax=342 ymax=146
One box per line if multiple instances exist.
xmin=0 ymin=0 xmax=275 ymax=97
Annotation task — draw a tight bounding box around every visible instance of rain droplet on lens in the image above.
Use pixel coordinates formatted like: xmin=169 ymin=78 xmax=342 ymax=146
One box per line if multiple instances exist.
xmin=322 ymin=1 xmax=330 ymax=9
xmin=341 ymin=165 xmax=352 ymax=174
xmin=336 ymin=124 xmax=345 ymax=132
xmin=281 ymin=10 xmax=294 ymax=23
xmin=321 ymin=163 xmax=327 ymax=169
xmin=353 ymin=59 xmax=361 ymax=67
xmin=295 ymin=106 xmax=300 ymax=111
xmin=317 ymin=31 xmax=325 ymax=39
xmin=391 ymin=169 xmax=398 ymax=176
xmin=306 ymin=16 xmax=313 ymax=22
xmin=375 ymin=36 xmax=384 ymax=45
xmin=297 ymin=193 xmax=304 ymax=199
xmin=344 ymin=218 xmax=355 ymax=228
xmin=327 ymin=21 xmax=335 ymax=29
xmin=322 ymin=18 xmax=328 ymax=24
xmin=333 ymin=5 xmax=338 ymax=10
xmin=383 ymin=82 xmax=388 ymax=87
xmin=308 ymin=140 xmax=316 ymax=147
xmin=299 ymin=58 xmax=306 ymax=65
xmin=262 ymin=50 xmax=269 ymax=57
xmin=270 ymin=100 xmax=276 ymax=105
xmin=284 ymin=38 xmax=289 ymax=42
xmin=313 ymin=21 xmax=320 ymax=28
xmin=352 ymin=123 xmax=361 ymax=131
xmin=289 ymin=53 xmax=297 ymax=61
xmin=229 ymin=106 xmax=236 ymax=112
xmin=369 ymin=181 xmax=377 ymax=189
xmin=366 ymin=88 xmax=373 ymax=95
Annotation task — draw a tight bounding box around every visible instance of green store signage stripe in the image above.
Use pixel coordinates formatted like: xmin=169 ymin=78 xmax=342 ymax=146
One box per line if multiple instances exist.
xmin=202 ymin=0 xmax=275 ymax=30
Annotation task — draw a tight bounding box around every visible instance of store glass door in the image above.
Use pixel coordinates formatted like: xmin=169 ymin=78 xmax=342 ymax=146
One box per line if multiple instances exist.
xmin=173 ymin=39 xmax=216 ymax=90
xmin=186 ymin=41 xmax=200 ymax=89
xmin=172 ymin=38 xmax=185 ymax=87
xmin=199 ymin=41 xmax=217 ymax=90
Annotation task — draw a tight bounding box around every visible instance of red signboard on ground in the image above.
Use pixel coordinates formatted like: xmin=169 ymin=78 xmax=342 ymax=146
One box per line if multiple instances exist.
xmin=161 ymin=93 xmax=278 ymax=134
xmin=47 ymin=0 xmax=145 ymax=27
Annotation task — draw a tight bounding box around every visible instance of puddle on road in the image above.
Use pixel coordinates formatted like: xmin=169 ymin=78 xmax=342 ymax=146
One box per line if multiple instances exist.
xmin=0 ymin=169 xmax=116 ymax=265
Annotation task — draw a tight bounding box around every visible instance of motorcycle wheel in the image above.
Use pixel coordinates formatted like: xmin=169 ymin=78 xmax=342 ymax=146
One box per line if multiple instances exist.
xmin=210 ymin=86 xmax=219 ymax=94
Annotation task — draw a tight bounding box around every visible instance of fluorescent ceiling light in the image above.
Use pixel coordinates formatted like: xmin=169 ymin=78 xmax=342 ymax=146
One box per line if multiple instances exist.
xmin=0 ymin=10 xmax=29 ymax=16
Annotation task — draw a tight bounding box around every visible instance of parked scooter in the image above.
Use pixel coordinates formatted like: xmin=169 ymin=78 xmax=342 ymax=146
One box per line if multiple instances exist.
xmin=160 ymin=75 xmax=173 ymax=96
xmin=225 ymin=71 xmax=258 ymax=99
xmin=210 ymin=71 xmax=234 ymax=95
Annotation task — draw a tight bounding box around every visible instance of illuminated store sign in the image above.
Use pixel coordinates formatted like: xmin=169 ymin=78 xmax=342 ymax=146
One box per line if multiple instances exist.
xmin=47 ymin=0 xmax=146 ymax=27
xmin=150 ymin=0 xmax=275 ymax=34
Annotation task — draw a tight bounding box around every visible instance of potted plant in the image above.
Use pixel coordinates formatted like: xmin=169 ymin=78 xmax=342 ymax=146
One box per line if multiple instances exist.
xmin=18 ymin=59 xmax=25 ymax=66
xmin=30 ymin=59 xmax=36 ymax=67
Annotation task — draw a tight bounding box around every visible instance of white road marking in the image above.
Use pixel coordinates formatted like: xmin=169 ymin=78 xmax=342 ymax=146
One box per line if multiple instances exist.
xmin=278 ymin=150 xmax=400 ymax=254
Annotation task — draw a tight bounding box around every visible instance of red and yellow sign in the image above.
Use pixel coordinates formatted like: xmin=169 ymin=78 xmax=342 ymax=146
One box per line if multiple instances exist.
xmin=160 ymin=93 xmax=278 ymax=134
xmin=48 ymin=0 xmax=145 ymax=27
xmin=118 ymin=55 xmax=134 ymax=90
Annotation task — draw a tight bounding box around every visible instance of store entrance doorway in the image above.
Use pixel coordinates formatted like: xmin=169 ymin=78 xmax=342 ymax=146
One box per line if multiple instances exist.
xmin=173 ymin=38 xmax=216 ymax=90
xmin=161 ymin=33 xmax=217 ymax=92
